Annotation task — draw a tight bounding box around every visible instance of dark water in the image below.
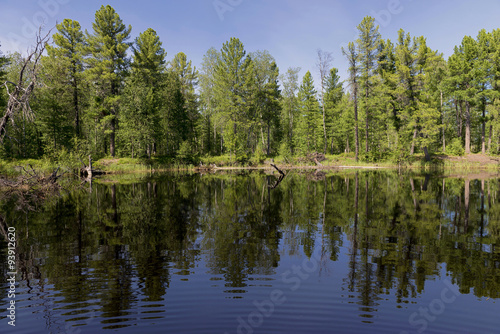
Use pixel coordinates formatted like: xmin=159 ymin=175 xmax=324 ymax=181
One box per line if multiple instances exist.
xmin=0 ymin=170 xmax=499 ymax=334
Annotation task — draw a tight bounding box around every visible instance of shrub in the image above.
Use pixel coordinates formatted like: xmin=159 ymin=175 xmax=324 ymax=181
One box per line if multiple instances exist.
xmin=445 ymin=138 xmax=464 ymax=156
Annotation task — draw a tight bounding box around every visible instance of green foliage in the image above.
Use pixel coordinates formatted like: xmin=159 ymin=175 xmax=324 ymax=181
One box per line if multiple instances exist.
xmin=295 ymin=71 xmax=321 ymax=155
xmin=177 ymin=140 xmax=199 ymax=165
xmin=446 ymin=138 xmax=465 ymax=156
xmin=120 ymin=28 xmax=165 ymax=158
xmin=85 ymin=5 xmax=131 ymax=157
xmin=4 ymin=10 xmax=500 ymax=167
xmin=213 ymin=37 xmax=255 ymax=159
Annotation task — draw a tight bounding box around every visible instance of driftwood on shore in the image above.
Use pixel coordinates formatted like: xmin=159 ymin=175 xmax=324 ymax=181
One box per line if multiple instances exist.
xmin=79 ymin=155 xmax=105 ymax=178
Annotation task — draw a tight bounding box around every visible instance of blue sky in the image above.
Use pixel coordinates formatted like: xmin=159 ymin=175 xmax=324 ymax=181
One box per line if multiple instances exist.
xmin=1 ymin=0 xmax=500 ymax=87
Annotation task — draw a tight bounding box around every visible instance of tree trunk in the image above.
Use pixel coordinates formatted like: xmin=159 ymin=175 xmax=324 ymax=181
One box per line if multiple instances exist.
xmin=267 ymin=120 xmax=271 ymax=156
xmin=423 ymin=146 xmax=430 ymax=162
xmin=354 ymin=87 xmax=359 ymax=162
xmin=481 ymin=102 xmax=486 ymax=154
xmin=488 ymin=124 xmax=493 ymax=153
xmin=410 ymin=127 xmax=417 ymax=155
xmin=441 ymin=91 xmax=445 ymax=152
xmin=455 ymin=100 xmax=462 ymax=138
xmin=365 ymin=113 xmax=369 ymax=153
xmin=110 ymin=114 xmax=116 ymax=157
xmin=322 ymin=104 xmax=327 ymax=154
xmin=72 ymin=64 xmax=80 ymax=137
xmin=465 ymin=101 xmax=471 ymax=154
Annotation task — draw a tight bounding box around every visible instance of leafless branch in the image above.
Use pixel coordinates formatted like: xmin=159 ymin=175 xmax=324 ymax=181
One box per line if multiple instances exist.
xmin=0 ymin=26 xmax=52 ymax=143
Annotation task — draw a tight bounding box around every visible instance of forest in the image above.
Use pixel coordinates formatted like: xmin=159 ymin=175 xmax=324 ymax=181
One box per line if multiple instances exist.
xmin=1 ymin=5 xmax=500 ymax=165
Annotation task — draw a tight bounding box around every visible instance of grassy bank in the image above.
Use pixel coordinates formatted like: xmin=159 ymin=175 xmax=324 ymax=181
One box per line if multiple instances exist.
xmin=1 ymin=153 xmax=499 ymax=177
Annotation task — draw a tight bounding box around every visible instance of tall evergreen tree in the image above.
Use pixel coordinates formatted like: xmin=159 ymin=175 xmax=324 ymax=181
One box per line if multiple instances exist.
xmin=199 ymin=47 xmax=221 ymax=155
xmin=295 ymin=71 xmax=321 ymax=155
xmin=356 ymin=16 xmax=381 ymax=153
xmin=475 ymin=29 xmax=494 ymax=154
xmin=170 ymin=52 xmax=199 ymax=148
xmin=324 ymin=67 xmax=344 ymax=153
xmin=85 ymin=5 xmax=131 ymax=157
xmin=343 ymin=42 xmax=360 ymax=161
xmin=316 ymin=49 xmax=334 ymax=154
xmin=213 ymin=37 xmax=254 ymax=160
xmin=46 ymin=19 xmax=86 ymax=137
xmin=121 ymin=28 xmax=166 ymax=158
xmin=251 ymin=50 xmax=281 ymax=156
xmin=395 ymin=29 xmax=420 ymax=155
xmin=279 ymin=67 xmax=301 ymax=156
xmin=448 ymin=36 xmax=479 ymax=154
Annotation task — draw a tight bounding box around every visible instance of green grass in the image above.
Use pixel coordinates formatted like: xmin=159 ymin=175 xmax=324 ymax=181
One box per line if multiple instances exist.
xmin=0 ymin=158 xmax=60 ymax=176
xmin=2 ymin=151 xmax=499 ymax=177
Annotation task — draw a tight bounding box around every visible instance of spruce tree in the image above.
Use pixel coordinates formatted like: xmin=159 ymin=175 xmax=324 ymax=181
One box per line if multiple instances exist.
xmin=85 ymin=5 xmax=131 ymax=157
xmin=356 ymin=16 xmax=381 ymax=153
xmin=279 ymin=67 xmax=301 ymax=156
xmin=295 ymin=71 xmax=320 ymax=155
xmin=342 ymin=42 xmax=360 ymax=161
xmin=121 ymin=28 xmax=166 ymax=158
xmin=170 ymin=52 xmax=199 ymax=150
xmin=214 ymin=37 xmax=254 ymax=160
xmin=448 ymin=36 xmax=479 ymax=154
xmin=324 ymin=67 xmax=344 ymax=153
xmin=251 ymin=50 xmax=281 ymax=156
xmin=199 ymin=47 xmax=221 ymax=155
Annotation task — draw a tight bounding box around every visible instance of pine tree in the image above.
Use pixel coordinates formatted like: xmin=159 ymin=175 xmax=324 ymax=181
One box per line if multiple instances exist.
xmin=213 ymin=37 xmax=254 ymax=160
xmin=85 ymin=5 xmax=131 ymax=157
xmin=199 ymin=47 xmax=221 ymax=155
xmin=356 ymin=16 xmax=381 ymax=153
xmin=324 ymin=67 xmax=344 ymax=153
xmin=251 ymin=50 xmax=281 ymax=156
xmin=395 ymin=29 xmax=420 ymax=154
xmin=376 ymin=39 xmax=399 ymax=151
xmin=170 ymin=52 xmax=199 ymax=150
xmin=37 ymin=54 xmax=74 ymax=155
xmin=46 ymin=19 xmax=86 ymax=137
xmin=342 ymin=42 xmax=360 ymax=161
xmin=448 ymin=36 xmax=479 ymax=154
xmin=475 ymin=29 xmax=494 ymax=154
xmin=414 ymin=37 xmax=443 ymax=161
xmin=121 ymin=28 xmax=166 ymax=158
xmin=316 ymin=49 xmax=334 ymax=154
xmin=279 ymin=67 xmax=301 ymax=156
xmin=295 ymin=71 xmax=321 ymax=155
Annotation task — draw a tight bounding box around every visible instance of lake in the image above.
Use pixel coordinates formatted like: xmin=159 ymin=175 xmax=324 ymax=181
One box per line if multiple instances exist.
xmin=1 ymin=169 xmax=499 ymax=333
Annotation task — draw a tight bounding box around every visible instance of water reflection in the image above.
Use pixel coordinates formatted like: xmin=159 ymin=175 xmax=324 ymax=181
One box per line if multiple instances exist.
xmin=0 ymin=170 xmax=499 ymax=333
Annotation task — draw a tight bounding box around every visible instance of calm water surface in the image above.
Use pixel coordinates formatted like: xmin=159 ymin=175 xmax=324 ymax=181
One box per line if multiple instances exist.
xmin=0 ymin=170 xmax=499 ymax=333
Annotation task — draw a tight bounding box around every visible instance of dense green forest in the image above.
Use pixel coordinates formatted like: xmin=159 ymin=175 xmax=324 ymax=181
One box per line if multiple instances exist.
xmin=2 ymin=5 xmax=500 ymax=164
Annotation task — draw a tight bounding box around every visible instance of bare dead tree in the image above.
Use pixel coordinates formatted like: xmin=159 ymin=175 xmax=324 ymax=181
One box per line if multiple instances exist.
xmin=0 ymin=27 xmax=52 ymax=143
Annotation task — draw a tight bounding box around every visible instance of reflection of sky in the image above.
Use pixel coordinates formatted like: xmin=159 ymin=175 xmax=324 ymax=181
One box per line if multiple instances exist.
xmin=2 ymin=0 xmax=500 ymax=91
